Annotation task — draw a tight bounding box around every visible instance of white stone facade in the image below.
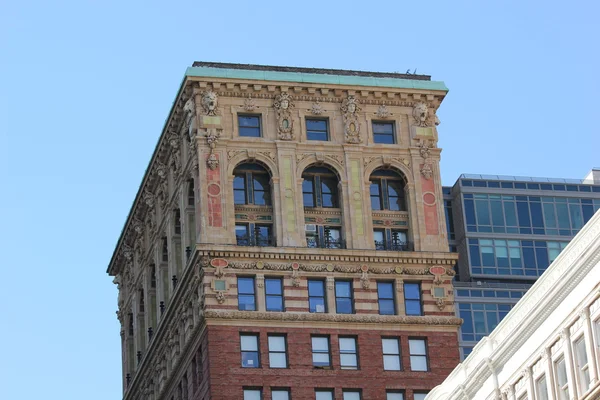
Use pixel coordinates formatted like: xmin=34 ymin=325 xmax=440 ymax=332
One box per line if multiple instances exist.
xmin=427 ymin=210 xmax=600 ymax=400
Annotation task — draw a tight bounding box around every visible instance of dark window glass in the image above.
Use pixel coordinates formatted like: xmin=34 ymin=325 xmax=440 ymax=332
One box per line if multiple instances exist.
xmin=253 ymin=174 xmax=271 ymax=206
xmin=321 ymin=178 xmax=338 ymax=208
xmin=306 ymin=119 xmax=329 ymax=141
xmin=238 ymin=277 xmax=256 ymax=311
xmin=234 ymin=175 xmax=247 ymax=204
xmin=387 ymin=180 xmax=405 ymax=211
xmin=527 ymin=183 xmax=540 ymax=190
xmin=308 ymin=280 xmax=326 ymax=313
xmin=553 ymin=184 xmax=565 ymax=191
xmin=240 ymin=334 xmax=260 ymax=367
xmin=335 ymin=280 xmax=353 ymax=314
xmin=473 ymin=180 xmax=486 ymax=188
xmin=372 ymin=122 xmax=395 ymax=144
xmin=265 ymin=278 xmax=284 ymax=311
xmin=233 ymin=164 xmax=271 ymax=206
xmin=580 ymin=185 xmax=591 ymax=192
xmin=238 ymin=115 xmax=261 ymax=137
xmin=462 ymin=180 xmax=473 ymax=187
xmin=303 ymin=177 xmax=315 ymax=207
xmin=514 ymin=182 xmax=527 ymax=189
xmin=501 ymin=182 xmax=513 ymax=189
xmin=464 ymin=199 xmax=476 ymax=225
xmin=488 ymin=181 xmax=500 ymax=188
xmin=377 ymin=282 xmax=395 ymax=315
xmin=404 ymin=283 xmax=422 ymax=315
xmin=370 ymin=182 xmax=382 ymax=210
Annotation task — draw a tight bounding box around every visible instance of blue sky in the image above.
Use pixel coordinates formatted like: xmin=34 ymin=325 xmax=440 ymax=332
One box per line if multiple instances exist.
xmin=1 ymin=0 xmax=598 ymax=398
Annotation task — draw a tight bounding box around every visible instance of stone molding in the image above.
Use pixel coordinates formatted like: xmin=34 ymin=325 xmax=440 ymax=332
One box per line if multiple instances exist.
xmin=204 ymin=310 xmax=462 ymax=325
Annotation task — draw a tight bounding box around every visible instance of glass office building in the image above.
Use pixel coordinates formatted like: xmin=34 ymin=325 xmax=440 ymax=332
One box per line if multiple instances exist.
xmin=445 ymin=169 xmax=600 ymax=359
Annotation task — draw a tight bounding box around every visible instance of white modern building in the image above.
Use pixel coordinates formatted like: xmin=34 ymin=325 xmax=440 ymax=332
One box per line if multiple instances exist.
xmin=427 ymin=210 xmax=600 ymax=400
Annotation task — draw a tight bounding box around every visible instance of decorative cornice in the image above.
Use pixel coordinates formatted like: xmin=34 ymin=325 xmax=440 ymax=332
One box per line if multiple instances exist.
xmin=204 ymin=310 xmax=462 ymax=325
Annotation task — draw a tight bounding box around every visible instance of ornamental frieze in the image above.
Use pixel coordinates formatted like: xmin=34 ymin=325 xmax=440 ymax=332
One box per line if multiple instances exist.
xmin=204 ymin=310 xmax=462 ymax=326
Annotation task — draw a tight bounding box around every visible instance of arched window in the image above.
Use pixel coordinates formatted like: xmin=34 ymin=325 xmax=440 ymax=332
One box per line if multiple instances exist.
xmin=233 ymin=162 xmax=274 ymax=247
xmin=302 ymin=165 xmax=344 ymax=249
xmin=370 ymin=169 xmax=410 ymax=251
xmin=233 ymin=163 xmax=272 ymax=206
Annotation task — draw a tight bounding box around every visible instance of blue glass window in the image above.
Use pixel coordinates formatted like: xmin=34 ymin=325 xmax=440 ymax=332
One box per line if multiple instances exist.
xmin=462 ymin=180 xmax=473 ymax=187
xmin=306 ymin=119 xmax=329 ymax=141
xmin=488 ymin=181 xmax=500 ymax=188
xmin=238 ymin=115 xmax=261 ymax=137
xmin=335 ymin=281 xmax=353 ymax=314
xmin=308 ymin=279 xmax=326 ymax=313
xmin=473 ymin=181 xmax=486 ymax=187
xmin=514 ymin=182 xmax=527 ymax=189
xmin=501 ymin=182 xmax=513 ymax=189
xmin=265 ymin=278 xmax=284 ymax=312
xmin=238 ymin=277 xmax=256 ymax=311
xmin=540 ymin=184 xmax=553 ymax=191
xmin=372 ymin=121 xmax=395 ymax=144
xmin=377 ymin=282 xmax=396 ymax=315
xmin=404 ymin=283 xmax=422 ymax=315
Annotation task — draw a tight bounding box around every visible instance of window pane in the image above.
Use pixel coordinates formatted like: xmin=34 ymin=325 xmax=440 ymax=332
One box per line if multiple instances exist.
xmin=336 ymin=281 xmax=351 ymax=297
xmin=409 ymin=339 xmax=426 ymax=355
xmin=312 ymin=337 xmax=328 ymax=351
xmin=313 ymin=353 xmax=330 ymax=366
xmin=383 ymin=355 xmax=401 ymax=370
xmin=413 ymin=394 xmax=428 ymax=400
xmin=379 ymin=299 xmax=395 ymax=315
xmin=387 ymin=393 xmax=404 ymax=400
xmin=265 ymin=278 xmax=282 ymax=295
xmin=308 ymin=280 xmax=325 ymax=296
xmin=242 ymin=351 xmax=259 ymax=368
xmin=340 ymin=354 xmax=357 ymax=369
xmin=269 ymin=353 xmax=287 ymax=368
xmin=241 ymin=335 xmax=258 ymax=351
xmin=339 ymin=338 xmax=356 ymax=352
xmin=244 ymin=390 xmax=261 ymax=400
xmin=410 ymin=355 xmax=427 ymax=371
xmin=382 ymin=338 xmax=399 ymax=354
xmin=238 ymin=277 xmax=255 ymax=294
xmin=336 ymin=298 xmax=353 ymax=314
xmin=378 ymin=282 xmax=394 ymax=299
xmin=316 ymin=391 xmax=334 ymax=400
xmin=268 ymin=336 xmax=285 ymax=352
xmin=238 ymin=295 xmax=256 ymax=311
xmin=343 ymin=391 xmax=361 ymax=400
xmin=266 ymin=296 xmax=283 ymax=312
xmin=404 ymin=283 xmax=420 ymax=299
xmin=310 ymin=298 xmax=326 ymax=313
xmin=405 ymin=300 xmax=422 ymax=316
xmin=272 ymin=390 xmax=289 ymax=400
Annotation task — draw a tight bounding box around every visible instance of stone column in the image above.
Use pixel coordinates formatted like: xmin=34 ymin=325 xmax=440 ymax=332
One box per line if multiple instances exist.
xmin=275 ymin=141 xmax=303 ymax=246
xmin=326 ymin=276 xmax=336 ymax=313
xmin=256 ymin=274 xmax=265 ymax=312
xmin=342 ymin=148 xmax=370 ymax=249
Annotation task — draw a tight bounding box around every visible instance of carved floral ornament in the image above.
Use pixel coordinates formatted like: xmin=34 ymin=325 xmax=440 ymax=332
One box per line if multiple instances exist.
xmin=201 ymin=257 xmax=455 ymax=277
xmin=376 ymin=104 xmax=390 ymax=118
xmin=243 ymin=96 xmax=257 ymax=112
xmin=310 ymin=101 xmax=324 ymax=115
xmin=273 ymin=92 xmax=295 ymax=140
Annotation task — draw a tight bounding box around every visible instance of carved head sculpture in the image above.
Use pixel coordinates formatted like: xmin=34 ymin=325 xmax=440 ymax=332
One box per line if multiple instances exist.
xmin=201 ymin=91 xmax=218 ymax=115
xmin=183 ymin=97 xmax=195 ymax=116
xmin=341 ymin=95 xmax=360 ymax=115
xmin=412 ymin=102 xmax=429 ymax=126
xmin=274 ymin=92 xmax=294 ymax=111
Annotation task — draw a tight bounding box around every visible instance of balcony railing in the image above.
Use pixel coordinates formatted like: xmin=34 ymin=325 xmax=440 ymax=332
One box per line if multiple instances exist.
xmin=306 ymin=236 xmax=346 ymax=249
xmin=236 ymin=234 xmax=275 ymax=247
xmin=374 ymin=240 xmax=412 ymax=251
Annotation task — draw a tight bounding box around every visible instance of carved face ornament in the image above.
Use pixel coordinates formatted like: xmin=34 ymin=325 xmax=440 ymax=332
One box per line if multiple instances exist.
xmin=202 ymin=91 xmax=218 ymax=115
xmin=413 ymin=102 xmax=429 ymax=126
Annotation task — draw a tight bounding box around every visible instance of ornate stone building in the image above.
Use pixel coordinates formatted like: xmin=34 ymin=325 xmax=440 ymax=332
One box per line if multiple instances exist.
xmin=107 ymin=62 xmax=460 ymax=400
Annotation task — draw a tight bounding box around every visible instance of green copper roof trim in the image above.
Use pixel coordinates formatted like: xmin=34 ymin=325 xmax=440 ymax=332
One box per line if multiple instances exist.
xmin=185 ymin=67 xmax=448 ymax=92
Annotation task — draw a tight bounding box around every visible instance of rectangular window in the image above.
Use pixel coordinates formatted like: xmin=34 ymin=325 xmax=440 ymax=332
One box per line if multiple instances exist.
xmin=244 ymin=389 xmax=262 ymax=400
xmin=311 ymin=336 xmax=331 ymax=368
xmin=574 ymin=336 xmax=590 ymax=392
xmin=306 ymin=118 xmax=329 ymax=141
xmin=308 ymin=279 xmax=327 ymax=313
xmin=342 ymin=390 xmax=361 ymax=400
xmin=555 ymin=356 xmax=569 ymax=400
xmin=409 ymin=338 xmax=428 ymax=371
xmin=335 ymin=280 xmax=354 ymax=314
xmin=404 ymin=283 xmax=422 ymax=316
xmin=370 ymin=182 xmax=383 ymax=210
xmin=265 ymin=277 xmax=284 ymax=312
xmin=315 ymin=390 xmax=334 ymax=400
xmin=374 ymin=229 xmax=386 ymax=250
xmin=386 ymin=391 xmax=404 ymax=400
xmin=240 ymin=334 xmax=260 ymax=368
xmin=339 ymin=337 xmax=358 ymax=370
xmin=271 ymin=389 xmax=290 ymax=400
xmin=413 ymin=393 xmax=428 ymax=400
xmin=302 ymin=177 xmax=315 ymax=207
xmin=535 ymin=375 xmax=548 ymax=400
xmin=239 ymin=115 xmax=261 ymax=137
xmin=377 ymin=282 xmax=396 ymax=315
xmin=373 ymin=121 xmax=396 ymax=144
xmin=238 ymin=277 xmax=256 ymax=311
xmin=268 ymin=335 xmax=287 ymax=368
xmin=234 ymin=175 xmax=247 ymax=204
xmin=382 ymin=337 xmax=401 ymax=370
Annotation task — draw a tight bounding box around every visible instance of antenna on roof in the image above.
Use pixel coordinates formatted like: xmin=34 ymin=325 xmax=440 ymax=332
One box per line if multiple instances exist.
xmin=406 ymin=69 xmax=411 ymax=74
xmin=413 ymin=68 xmax=417 ymax=74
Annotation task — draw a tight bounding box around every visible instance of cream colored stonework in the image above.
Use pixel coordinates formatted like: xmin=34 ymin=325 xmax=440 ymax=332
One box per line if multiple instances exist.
xmin=108 ymin=66 xmax=455 ymax=399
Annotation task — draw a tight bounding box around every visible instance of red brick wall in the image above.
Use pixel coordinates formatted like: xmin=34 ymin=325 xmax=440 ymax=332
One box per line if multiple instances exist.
xmin=195 ymin=324 xmax=459 ymax=400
